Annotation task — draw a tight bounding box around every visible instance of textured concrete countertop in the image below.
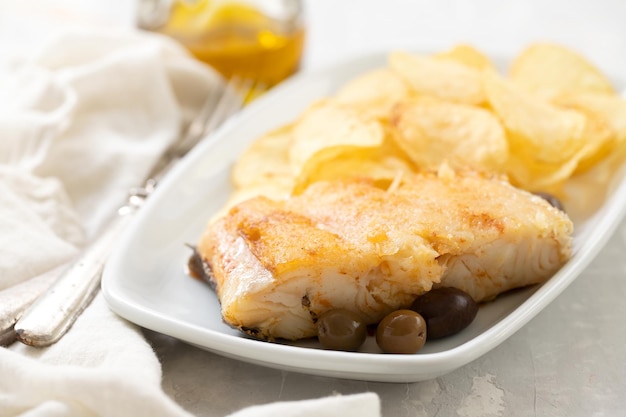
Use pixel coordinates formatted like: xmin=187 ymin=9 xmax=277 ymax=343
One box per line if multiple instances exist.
xmin=147 ymin=1 xmax=626 ymax=415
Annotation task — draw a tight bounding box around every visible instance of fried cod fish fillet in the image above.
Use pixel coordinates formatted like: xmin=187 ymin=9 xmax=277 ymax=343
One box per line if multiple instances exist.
xmin=196 ymin=168 xmax=573 ymax=341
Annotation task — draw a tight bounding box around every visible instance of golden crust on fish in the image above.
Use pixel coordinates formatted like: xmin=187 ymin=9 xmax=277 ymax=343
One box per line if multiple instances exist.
xmin=197 ymin=168 xmax=573 ymax=341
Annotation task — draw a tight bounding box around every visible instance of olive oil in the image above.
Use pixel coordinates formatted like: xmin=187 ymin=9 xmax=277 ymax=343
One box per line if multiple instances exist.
xmin=159 ymin=0 xmax=305 ymax=87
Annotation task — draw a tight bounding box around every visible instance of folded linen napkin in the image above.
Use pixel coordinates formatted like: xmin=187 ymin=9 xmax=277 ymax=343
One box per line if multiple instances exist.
xmin=0 ymin=27 xmax=219 ymax=417
xmin=0 ymin=16 xmax=381 ymax=417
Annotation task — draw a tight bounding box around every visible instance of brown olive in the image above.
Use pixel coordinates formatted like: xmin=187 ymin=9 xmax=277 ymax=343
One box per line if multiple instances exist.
xmin=410 ymin=287 xmax=478 ymax=339
xmin=533 ymin=191 xmax=565 ymax=212
xmin=375 ymin=310 xmax=427 ymax=354
xmin=317 ymin=309 xmax=366 ymax=351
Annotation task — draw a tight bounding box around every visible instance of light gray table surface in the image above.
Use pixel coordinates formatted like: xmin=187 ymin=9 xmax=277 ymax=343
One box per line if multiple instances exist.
xmin=147 ymin=217 xmax=626 ymax=417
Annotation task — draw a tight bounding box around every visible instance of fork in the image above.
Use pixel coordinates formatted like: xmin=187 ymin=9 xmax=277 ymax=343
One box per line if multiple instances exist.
xmin=10 ymin=76 xmax=253 ymax=347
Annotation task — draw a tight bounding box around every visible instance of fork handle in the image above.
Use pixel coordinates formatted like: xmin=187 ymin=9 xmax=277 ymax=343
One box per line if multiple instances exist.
xmin=14 ymin=203 xmax=139 ymax=347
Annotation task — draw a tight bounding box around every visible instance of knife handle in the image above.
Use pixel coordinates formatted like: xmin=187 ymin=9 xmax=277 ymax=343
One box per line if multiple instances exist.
xmin=0 ymin=267 xmax=63 ymax=346
xmin=14 ymin=202 xmax=140 ymax=347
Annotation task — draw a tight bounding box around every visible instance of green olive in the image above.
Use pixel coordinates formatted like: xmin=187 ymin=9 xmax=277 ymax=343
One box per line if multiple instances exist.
xmin=533 ymin=191 xmax=565 ymax=212
xmin=410 ymin=287 xmax=478 ymax=339
xmin=317 ymin=309 xmax=366 ymax=351
xmin=375 ymin=310 xmax=427 ymax=354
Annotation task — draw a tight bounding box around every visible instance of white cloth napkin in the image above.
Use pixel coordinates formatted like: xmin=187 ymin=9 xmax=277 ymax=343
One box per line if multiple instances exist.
xmin=0 ymin=27 xmax=218 ymax=417
xmin=0 ymin=17 xmax=381 ymax=417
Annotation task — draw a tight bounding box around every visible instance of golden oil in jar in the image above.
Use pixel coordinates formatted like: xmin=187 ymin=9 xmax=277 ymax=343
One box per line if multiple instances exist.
xmin=157 ymin=0 xmax=305 ymax=87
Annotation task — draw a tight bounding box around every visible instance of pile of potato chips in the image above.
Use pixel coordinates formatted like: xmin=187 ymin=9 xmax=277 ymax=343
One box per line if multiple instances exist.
xmin=228 ymin=43 xmax=626 ymax=215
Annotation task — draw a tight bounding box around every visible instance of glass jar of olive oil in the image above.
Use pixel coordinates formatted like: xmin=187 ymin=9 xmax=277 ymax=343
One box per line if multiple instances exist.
xmin=137 ymin=0 xmax=305 ymax=88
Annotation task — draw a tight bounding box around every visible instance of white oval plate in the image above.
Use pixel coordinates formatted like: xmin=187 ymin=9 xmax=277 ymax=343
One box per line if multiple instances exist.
xmin=101 ymin=51 xmax=626 ymax=383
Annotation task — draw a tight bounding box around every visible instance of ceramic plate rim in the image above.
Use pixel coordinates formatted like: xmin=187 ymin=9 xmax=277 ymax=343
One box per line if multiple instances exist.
xmin=101 ymin=50 xmax=626 ymax=383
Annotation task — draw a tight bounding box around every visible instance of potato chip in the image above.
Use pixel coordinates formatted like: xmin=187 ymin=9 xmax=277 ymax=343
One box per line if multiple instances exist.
xmin=292 ymin=137 xmax=414 ymax=194
xmin=551 ymin=93 xmax=623 ymax=173
xmin=334 ymin=68 xmax=412 ymax=120
xmin=223 ymin=43 xmax=625 ymax=225
xmin=435 ymin=44 xmax=496 ymax=71
xmin=505 ymin=142 xmax=596 ymax=190
xmin=389 ymin=97 xmax=508 ymax=171
xmin=553 ymin=92 xmax=626 ymax=141
xmin=289 ymin=99 xmax=385 ymax=174
xmin=388 ymin=51 xmax=486 ymax=105
xmin=562 ymin=144 xmax=626 ymax=221
xmin=483 ymin=70 xmax=590 ymax=165
xmin=232 ymin=124 xmax=294 ymax=189
xmin=509 ymin=43 xmax=615 ymax=99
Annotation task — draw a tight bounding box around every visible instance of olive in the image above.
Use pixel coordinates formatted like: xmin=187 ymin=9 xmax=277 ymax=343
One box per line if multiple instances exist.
xmin=410 ymin=287 xmax=478 ymax=339
xmin=375 ymin=310 xmax=427 ymax=354
xmin=533 ymin=191 xmax=565 ymax=212
xmin=317 ymin=309 xmax=366 ymax=351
